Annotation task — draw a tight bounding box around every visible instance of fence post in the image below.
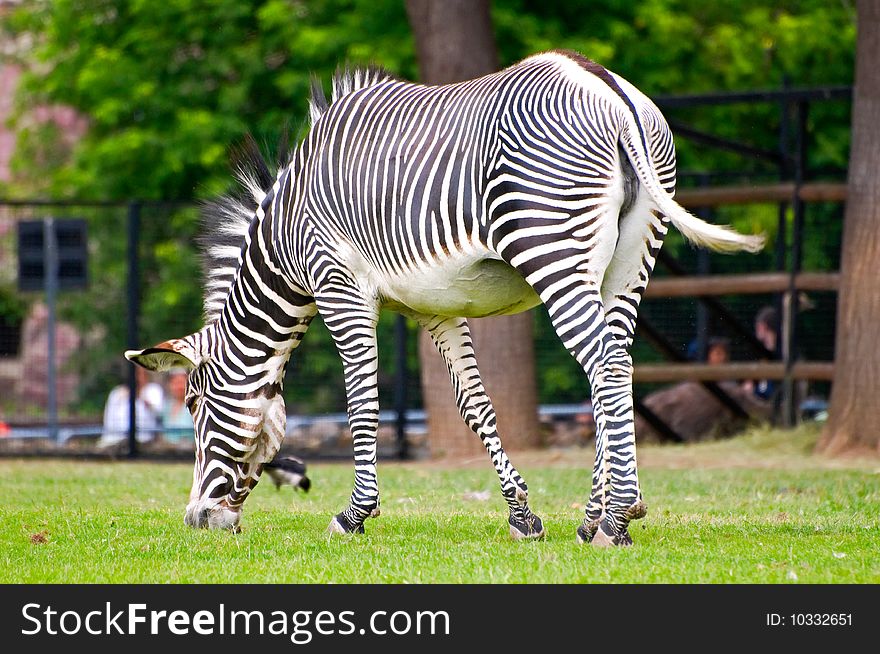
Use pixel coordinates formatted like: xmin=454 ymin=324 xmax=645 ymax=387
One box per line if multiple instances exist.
xmin=43 ymin=218 xmax=59 ymax=442
xmin=774 ymin=85 xmax=792 ymax=426
xmin=126 ymin=202 xmax=141 ymax=458
xmin=694 ymin=174 xmax=712 ymax=361
xmin=781 ymin=100 xmax=809 ymax=426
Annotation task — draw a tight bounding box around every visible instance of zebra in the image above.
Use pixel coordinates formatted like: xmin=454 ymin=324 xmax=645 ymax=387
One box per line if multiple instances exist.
xmin=126 ymin=49 xmax=762 ymax=546
xmin=264 ymin=455 xmax=311 ymax=493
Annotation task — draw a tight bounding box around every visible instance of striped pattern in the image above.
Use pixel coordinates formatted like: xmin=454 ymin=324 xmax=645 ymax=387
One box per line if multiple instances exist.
xmin=127 ymin=50 xmax=761 ymax=544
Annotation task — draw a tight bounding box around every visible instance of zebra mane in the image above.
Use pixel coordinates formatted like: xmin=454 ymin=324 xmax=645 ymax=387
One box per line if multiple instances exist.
xmin=199 ymin=67 xmax=392 ymax=323
xmin=308 ymin=64 xmax=394 ymax=125
xmin=199 ymin=134 xmax=288 ymax=322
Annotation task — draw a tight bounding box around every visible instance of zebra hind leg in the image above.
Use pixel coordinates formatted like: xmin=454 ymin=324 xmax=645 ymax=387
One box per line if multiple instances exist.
xmin=578 ymin=206 xmax=669 ymax=546
xmin=419 ymin=315 xmax=545 ymax=541
xmin=528 ymin=279 xmax=646 ymax=546
xmin=577 ymin=500 xmax=646 ymax=547
xmin=577 ymin=344 xmax=646 ymax=547
xmin=573 ymin=400 xmax=646 ymax=547
xmin=575 ymin=417 xmax=607 ymax=544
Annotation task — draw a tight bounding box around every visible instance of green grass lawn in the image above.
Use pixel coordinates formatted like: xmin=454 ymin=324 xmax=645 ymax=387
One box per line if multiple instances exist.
xmin=3 ymin=425 xmax=879 ymax=583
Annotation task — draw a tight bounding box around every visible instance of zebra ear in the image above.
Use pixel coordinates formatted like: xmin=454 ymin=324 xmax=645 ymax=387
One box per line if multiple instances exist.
xmin=125 ymin=337 xmax=203 ymax=372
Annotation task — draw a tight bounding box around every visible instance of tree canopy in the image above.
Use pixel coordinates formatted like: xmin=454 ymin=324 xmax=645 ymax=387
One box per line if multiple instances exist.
xmin=3 ymin=0 xmax=855 ymax=200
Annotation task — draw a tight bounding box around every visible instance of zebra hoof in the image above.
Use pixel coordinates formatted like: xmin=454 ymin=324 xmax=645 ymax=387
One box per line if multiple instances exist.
xmin=327 ymin=513 xmax=365 ymax=536
xmin=625 ymin=500 xmax=648 ymax=521
xmin=509 ymin=513 xmax=546 ymax=541
xmin=575 ymin=518 xmax=600 ymax=544
xmin=589 ymin=519 xmax=633 ymax=548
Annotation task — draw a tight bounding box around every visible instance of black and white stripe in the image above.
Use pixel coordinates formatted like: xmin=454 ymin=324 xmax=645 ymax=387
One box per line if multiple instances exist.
xmin=127 ymin=50 xmax=761 ymax=544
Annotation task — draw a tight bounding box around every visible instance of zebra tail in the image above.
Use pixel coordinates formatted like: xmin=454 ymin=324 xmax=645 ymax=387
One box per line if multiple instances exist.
xmin=618 ymin=123 xmax=765 ymax=254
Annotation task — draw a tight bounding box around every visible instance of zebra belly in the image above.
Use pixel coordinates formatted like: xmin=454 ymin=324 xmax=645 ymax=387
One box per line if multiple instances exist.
xmin=383 ymin=257 xmax=541 ymax=318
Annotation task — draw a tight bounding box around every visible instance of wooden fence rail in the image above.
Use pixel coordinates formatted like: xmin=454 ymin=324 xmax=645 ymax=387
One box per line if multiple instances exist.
xmin=645 ymin=271 xmax=840 ymax=298
xmin=633 ymin=361 xmax=834 ymax=384
xmin=675 ymin=182 xmax=847 ymax=207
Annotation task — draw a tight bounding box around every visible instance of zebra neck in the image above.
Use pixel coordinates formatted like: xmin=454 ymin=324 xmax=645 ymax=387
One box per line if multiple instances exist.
xmin=213 ymin=215 xmax=314 ymax=389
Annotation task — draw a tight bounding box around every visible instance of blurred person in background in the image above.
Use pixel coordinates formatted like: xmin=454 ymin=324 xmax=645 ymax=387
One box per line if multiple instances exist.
xmin=161 ymin=368 xmax=194 ymax=445
xmin=99 ymin=365 xmax=164 ymax=446
xmin=742 ymin=305 xmax=779 ymax=402
xmin=706 ymin=336 xmax=731 ymax=365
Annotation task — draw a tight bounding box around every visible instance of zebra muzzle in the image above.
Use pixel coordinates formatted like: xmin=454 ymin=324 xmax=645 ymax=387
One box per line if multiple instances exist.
xmin=184 ymin=502 xmax=241 ymax=531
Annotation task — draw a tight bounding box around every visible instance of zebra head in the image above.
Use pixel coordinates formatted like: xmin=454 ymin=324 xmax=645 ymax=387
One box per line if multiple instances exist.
xmin=126 ymin=325 xmax=288 ymax=532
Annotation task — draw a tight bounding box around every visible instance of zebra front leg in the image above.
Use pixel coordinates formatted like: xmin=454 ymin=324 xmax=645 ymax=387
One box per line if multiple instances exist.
xmin=419 ymin=315 xmax=545 ymax=540
xmin=316 ymin=292 xmax=382 ymax=536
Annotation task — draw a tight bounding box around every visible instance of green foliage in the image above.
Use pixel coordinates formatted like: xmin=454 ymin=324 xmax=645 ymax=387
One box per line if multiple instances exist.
xmin=5 ymin=0 xmax=855 ymax=198
xmin=4 ymin=0 xmax=416 ymax=201
xmin=0 ymin=284 xmax=27 ymax=324
xmin=1 ymin=0 xmax=856 ymax=410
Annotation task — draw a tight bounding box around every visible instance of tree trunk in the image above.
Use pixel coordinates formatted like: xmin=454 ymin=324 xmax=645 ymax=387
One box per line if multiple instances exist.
xmin=405 ymin=0 xmax=541 ymax=458
xmin=817 ymin=0 xmax=880 ymax=455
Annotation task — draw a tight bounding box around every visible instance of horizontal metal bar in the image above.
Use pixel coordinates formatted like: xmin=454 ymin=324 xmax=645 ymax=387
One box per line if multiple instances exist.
xmin=653 ymin=86 xmax=852 ymax=108
xmin=3 ymin=404 xmax=601 ymax=441
xmin=668 ymin=121 xmax=784 ymax=164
